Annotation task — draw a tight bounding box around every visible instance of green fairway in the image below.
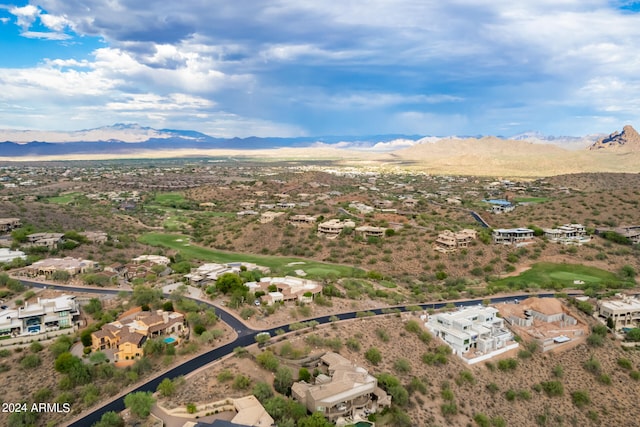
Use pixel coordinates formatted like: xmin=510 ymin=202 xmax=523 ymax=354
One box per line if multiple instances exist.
xmin=47 ymin=192 xmax=82 ymax=204
xmin=139 ymin=232 xmax=364 ymax=279
xmin=490 ymin=262 xmax=629 ymax=292
xmin=513 ymin=197 xmax=549 ymax=204
xmin=154 ymin=192 xmax=187 ymax=205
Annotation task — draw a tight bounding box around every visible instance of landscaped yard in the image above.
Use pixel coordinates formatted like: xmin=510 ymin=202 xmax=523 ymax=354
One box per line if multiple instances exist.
xmin=139 ymin=232 xmax=365 ymax=279
xmin=490 ymin=262 xmax=631 ymax=292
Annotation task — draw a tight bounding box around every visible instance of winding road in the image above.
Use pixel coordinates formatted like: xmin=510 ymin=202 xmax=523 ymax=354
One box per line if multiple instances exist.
xmin=18 ymin=279 xmax=570 ymax=427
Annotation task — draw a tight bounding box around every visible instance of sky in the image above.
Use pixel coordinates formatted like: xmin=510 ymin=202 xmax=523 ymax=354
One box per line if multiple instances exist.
xmin=0 ymin=1 xmax=640 ymax=138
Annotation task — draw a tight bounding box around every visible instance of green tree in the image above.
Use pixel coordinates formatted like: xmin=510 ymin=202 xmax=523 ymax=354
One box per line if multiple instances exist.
xmin=274 ymin=366 xmax=293 ymax=395
xmin=298 ymin=367 xmax=311 ymax=382
xmin=157 ymin=378 xmax=176 ymax=397
xmin=626 ymin=328 xmax=640 ymax=342
xmin=252 ymin=381 xmax=274 ymax=402
xmin=298 ymin=412 xmax=334 ymax=427
xmin=132 ymin=285 xmax=162 ymax=307
xmin=215 ymin=273 xmax=244 ymax=294
xmin=124 ymin=391 xmax=156 ymax=418
xmin=93 ymin=411 xmax=124 ymax=427
xmin=84 ymin=298 xmax=103 ymax=316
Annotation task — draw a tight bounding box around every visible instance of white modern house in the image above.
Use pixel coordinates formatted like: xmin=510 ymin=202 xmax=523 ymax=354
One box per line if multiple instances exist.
xmin=492 ymin=228 xmax=535 ymax=246
xmin=543 ymin=224 xmax=590 ymax=245
xmin=0 ymin=248 xmax=27 ymax=264
xmin=0 ymin=295 xmax=80 ymax=337
xmin=425 ymin=306 xmax=518 ymax=364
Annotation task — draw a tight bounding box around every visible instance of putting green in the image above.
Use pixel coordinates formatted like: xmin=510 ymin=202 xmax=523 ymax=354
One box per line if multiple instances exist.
xmin=548 ymin=271 xmax=601 ymax=283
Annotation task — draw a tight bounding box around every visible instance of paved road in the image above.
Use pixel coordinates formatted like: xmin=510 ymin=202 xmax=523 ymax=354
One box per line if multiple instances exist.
xmin=19 ymin=279 xmax=576 ymax=426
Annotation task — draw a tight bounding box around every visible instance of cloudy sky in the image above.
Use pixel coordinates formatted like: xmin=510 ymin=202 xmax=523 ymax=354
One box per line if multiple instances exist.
xmin=1 ymin=1 xmax=639 ymax=138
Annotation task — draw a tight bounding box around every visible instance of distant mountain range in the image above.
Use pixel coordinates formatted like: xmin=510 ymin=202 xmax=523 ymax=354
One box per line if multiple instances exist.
xmin=1 ymin=124 xmax=639 ymax=176
xmin=0 ymin=123 xmax=604 ymax=157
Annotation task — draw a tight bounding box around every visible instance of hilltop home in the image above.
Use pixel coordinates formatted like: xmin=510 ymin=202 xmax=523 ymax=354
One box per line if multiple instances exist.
xmin=492 ymin=228 xmax=535 ymax=246
xmin=24 ymin=257 xmax=98 ymax=278
xmin=317 ymin=219 xmax=356 ymax=239
xmin=598 ymin=295 xmax=640 ymax=331
xmin=245 ymin=276 xmax=322 ymax=305
xmin=26 ymin=232 xmax=64 ymax=249
xmin=434 ymin=229 xmax=477 ymax=253
xmin=0 ymin=295 xmax=80 ymax=337
xmin=355 ymin=225 xmax=387 ymax=239
xmin=91 ymin=308 xmax=187 ymax=364
xmin=184 ymin=262 xmax=270 ymax=285
xmin=543 ymin=224 xmax=590 ymax=245
xmin=289 ymin=215 xmax=317 ymax=227
xmin=291 ymin=352 xmax=391 ymax=422
xmin=425 ymin=306 xmax=516 ymax=362
xmin=0 ymin=217 xmax=21 ymax=232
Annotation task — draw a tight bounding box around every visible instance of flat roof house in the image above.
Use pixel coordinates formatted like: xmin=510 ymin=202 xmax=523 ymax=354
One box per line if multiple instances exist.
xmin=492 ymin=228 xmax=535 ymax=246
xmin=598 ymin=295 xmax=640 ymax=331
xmin=543 ymin=224 xmax=589 ymax=245
xmin=289 ymin=215 xmax=317 ymax=227
xmin=355 ymin=225 xmax=387 ymax=239
xmin=317 ymin=219 xmax=356 ymax=239
xmin=425 ymin=306 xmax=517 ymax=363
xmin=291 ymin=352 xmax=390 ymax=422
xmin=0 ymin=295 xmax=80 ymax=337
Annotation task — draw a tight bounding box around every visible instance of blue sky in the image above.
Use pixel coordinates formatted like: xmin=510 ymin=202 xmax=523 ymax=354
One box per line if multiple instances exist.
xmin=0 ymin=1 xmax=639 ymax=138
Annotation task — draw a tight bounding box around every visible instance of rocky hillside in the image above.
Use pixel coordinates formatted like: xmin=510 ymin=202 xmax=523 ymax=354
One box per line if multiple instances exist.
xmin=589 ymin=125 xmax=640 ymax=151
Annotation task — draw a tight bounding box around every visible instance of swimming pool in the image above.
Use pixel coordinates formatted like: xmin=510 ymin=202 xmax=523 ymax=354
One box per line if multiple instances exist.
xmin=164 ymin=337 xmax=176 ymax=344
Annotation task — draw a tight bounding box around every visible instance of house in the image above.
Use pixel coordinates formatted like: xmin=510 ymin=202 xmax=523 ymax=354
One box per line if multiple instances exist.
xmin=79 ymin=231 xmax=108 ymax=244
xmin=259 ymin=211 xmax=285 ymax=224
xmin=245 ymin=276 xmax=322 ymax=305
xmin=0 ymin=248 xmax=26 ymax=264
xmin=184 ymin=262 xmax=270 ymax=286
xmin=132 ymin=255 xmax=171 ymax=265
xmin=598 ymin=295 xmax=640 ymax=331
xmin=91 ymin=308 xmax=188 ymax=364
xmin=425 ymin=306 xmax=517 ymax=361
xmin=0 ymin=295 xmax=80 ymax=337
xmin=492 ymin=228 xmax=535 ymax=246
xmin=355 ymin=225 xmax=387 ymax=239
xmin=484 ymin=199 xmax=515 ymax=214
xmin=317 ymin=219 xmax=356 ymax=239
xmin=26 ymin=232 xmax=64 ymax=249
xmin=349 ymin=202 xmax=374 ymax=214
xmin=543 ymin=224 xmax=590 ymax=245
xmin=24 ymin=257 xmax=99 ymax=278
xmin=291 ymin=352 xmax=391 ymax=422
xmin=434 ymin=229 xmax=477 ymax=253
xmin=0 ymin=218 xmax=21 ymax=233
xmin=289 ymin=215 xmax=317 ymax=227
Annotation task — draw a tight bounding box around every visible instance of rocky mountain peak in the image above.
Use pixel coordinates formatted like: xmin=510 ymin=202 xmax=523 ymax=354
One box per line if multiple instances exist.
xmin=589 ymin=125 xmax=640 ymax=151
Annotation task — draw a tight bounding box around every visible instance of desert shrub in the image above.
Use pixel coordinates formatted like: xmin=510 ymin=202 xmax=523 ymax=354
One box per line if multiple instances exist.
xmin=217 ymin=369 xmax=233 ymax=382
xmin=345 ymin=338 xmax=360 ymax=352
xmin=571 ymin=390 xmax=590 ymax=408
xmin=365 ymin=347 xmax=382 ymax=365
xmin=497 ymin=358 xmax=518 ymax=371
xmin=617 ymin=358 xmax=633 ymax=370
xmin=393 ymin=358 xmax=411 ymax=374
xmin=540 ymin=380 xmax=564 ymax=397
